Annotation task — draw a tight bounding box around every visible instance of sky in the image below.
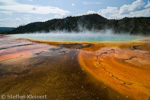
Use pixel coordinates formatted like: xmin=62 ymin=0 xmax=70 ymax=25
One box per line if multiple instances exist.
xmin=0 ymin=0 xmax=150 ymax=27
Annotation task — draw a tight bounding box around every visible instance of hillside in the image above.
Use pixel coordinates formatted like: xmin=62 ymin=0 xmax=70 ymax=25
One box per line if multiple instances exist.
xmin=107 ymin=17 xmax=150 ymax=35
xmin=8 ymin=14 xmax=150 ymax=35
xmin=0 ymin=27 xmax=15 ymax=33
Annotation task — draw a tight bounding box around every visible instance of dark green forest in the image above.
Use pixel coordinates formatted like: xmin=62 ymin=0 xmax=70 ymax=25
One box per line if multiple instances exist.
xmin=8 ymin=14 xmax=150 ymax=35
xmin=0 ymin=27 xmax=15 ymax=34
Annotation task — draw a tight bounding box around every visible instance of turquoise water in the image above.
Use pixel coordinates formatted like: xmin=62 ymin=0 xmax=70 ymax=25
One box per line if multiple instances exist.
xmin=10 ymin=33 xmax=144 ymax=42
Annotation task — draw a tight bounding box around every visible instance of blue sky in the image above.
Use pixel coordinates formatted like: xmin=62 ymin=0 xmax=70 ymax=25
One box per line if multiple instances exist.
xmin=0 ymin=0 xmax=150 ymax=27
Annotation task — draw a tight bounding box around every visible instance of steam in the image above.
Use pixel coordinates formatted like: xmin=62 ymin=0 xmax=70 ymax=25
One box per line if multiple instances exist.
xmin=10 ymin=30 xmax=144 ymax=42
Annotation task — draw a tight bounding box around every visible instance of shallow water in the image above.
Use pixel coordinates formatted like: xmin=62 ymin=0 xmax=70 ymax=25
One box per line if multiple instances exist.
xmin=10 ymin=33 xmax=145 ymax=42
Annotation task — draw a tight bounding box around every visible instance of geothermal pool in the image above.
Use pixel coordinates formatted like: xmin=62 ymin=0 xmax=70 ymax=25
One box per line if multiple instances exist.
xmin=10 ymin=33 xmax=145 ymax=42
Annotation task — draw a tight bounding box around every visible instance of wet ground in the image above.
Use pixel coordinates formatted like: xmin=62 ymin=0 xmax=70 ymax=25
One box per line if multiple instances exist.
xmin=0 ymin=36 xmax=150 ymax=100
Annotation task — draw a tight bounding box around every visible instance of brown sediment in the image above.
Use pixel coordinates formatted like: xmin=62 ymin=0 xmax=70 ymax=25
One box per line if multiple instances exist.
xmin=78 ymin=42 xmax=150 ymax=100
xmin=0 ymin=43 xmax=33 ymax=50
xmin=0 ymin=44 xmax=53 ymax=61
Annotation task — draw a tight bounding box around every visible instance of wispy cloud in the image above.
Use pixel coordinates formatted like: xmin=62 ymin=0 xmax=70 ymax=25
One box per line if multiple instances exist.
xmin=98 ymin=7 xmax=118 ymax=15
xmin=0 ymin=0 xmax=69 ymax=15
xmin=119 ymin=0 xmax=145 ymax=14
xmin=0 ymin=17 xmax=22 ymax=27
xmin=98 ymin=0 xmax=150 ymax=19
xmin=145 ymin=0 xmax=150 ymax=8
xmin=87 ymin=10 xmax=96 ymax=14
xmin=15 ymin=18 xmax=21 ymax=21
xmin=0 ymin=18 xmax=21 ymax=22
xmin=83 ymin=1 xmax=101 ymax=5
xmin=0 ymin=18 xmax=11 ymax=21
xmin=0 ymin=11 xmax=13 ymax=15
xmin=72 ymin=3 xmax=75 ymax=6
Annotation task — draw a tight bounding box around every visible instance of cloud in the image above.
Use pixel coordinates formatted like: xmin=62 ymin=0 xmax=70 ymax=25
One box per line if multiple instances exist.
xmin=83 ymin=1 xmax=101 ymax=5
xmin=53 ymin=15 xmax=64 ymax=19
xmin=0 ymin=0 xmax=69 ymax=15
xmin=87 ymin=10 xmax=96 ymax=14
xmin=23 ymin=17 xmax=30 ymax=21
xmin=0 ymin=17 xmax=22 ymax=27
xmin=145 ymin=0 xmax=150 ymax=8
xmin=0 ymin=22 xmax=19 ymax=27
xmin=15 ymin=18 xmax=21 ymax=21
xmin=72 ymin=3 xmax=75 ymax=6
xmin=0 ymin=11 xmax=13 ymax=15
xmin=0 ymin=18 xmax=11 ymax=21
xmin=0 ymin=18 xmax=21 ymax=22
xmin=119 ymin=0 xmax=145 ymax=14
xmin=98 ymin=0 xmax=150 ymax=19
xmin=98 ymin=7 xmax=118 ymax=15
xmin=0 ymin=0 xmax=15 ymax=4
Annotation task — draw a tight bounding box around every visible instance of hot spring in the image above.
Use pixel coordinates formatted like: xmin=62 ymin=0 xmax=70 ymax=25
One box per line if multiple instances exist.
xmin=9 ymin=32 xmax=145 ymax=42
